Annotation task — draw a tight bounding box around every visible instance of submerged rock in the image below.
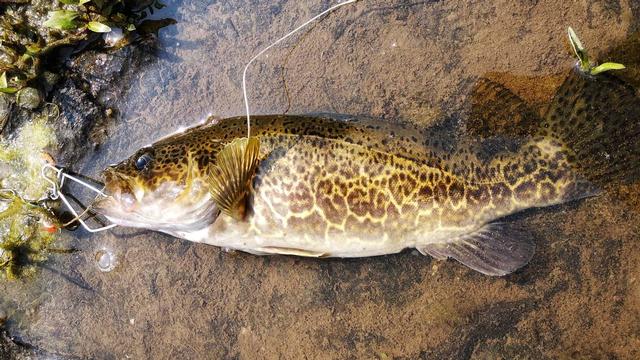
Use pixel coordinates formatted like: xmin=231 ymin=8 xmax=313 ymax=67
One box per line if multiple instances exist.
xmin=0 ymin=328 xmax=47 ymax=360
xmin=49 ymin=41 xmax=158 ymax=165
xmin=65 ymin=42 xmax=157 ymax=109
xmin=49 ymin=78 xmax=104 ymax=165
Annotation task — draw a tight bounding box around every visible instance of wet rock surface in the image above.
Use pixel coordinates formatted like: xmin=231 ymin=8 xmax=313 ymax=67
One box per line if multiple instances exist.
xmin=0 ymin=330 xmax=44 ymax=360
xmin=1 ymin=0 xmax=639 ymax=359
xmin=48 ymin=40 xmax=159 ymax=165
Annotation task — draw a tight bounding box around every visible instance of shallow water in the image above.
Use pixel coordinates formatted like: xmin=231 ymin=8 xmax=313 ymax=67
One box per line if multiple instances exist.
xmin=2 ymin=0 xmax=640 ymax=358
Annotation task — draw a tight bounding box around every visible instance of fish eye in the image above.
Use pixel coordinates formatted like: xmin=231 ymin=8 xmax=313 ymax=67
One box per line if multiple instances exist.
xmin=135 ymin=153 xmax=153 ymax=170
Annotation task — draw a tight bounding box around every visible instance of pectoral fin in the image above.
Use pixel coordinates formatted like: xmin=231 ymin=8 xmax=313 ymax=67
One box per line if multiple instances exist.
xmin=208 ymin=136 xmax=260 ymax=221
xmin=418 ymin=222 xmax=535 ymax=276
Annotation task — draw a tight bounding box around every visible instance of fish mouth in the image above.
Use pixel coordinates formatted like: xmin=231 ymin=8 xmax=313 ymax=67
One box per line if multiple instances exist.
xmin=91 ymin=167 xmax=220 ymax=232
xmin=91 ymin=195 xmax=119 ymax=218
xmin=91 ymin=194 xmax=151 ymax=229
xmin=91 ymin=188 xmax=161 ymax=229
xmin=91 ymin=168 xmax=140 ymax=220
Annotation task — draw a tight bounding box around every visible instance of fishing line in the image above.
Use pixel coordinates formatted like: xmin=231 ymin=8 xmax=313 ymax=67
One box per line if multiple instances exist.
xmin=242 ymin=0 xmax=358 ymax=138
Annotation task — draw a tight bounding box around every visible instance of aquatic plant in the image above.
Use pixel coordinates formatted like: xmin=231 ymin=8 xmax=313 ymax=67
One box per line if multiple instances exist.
xmin=0 ymin=191 xmax=57 ymax=280
xmin=0 ymin=0 xmax=175 ymax=280
xmin=568 ymin=27 xmax=625 ymax=76
xmin=0 ymin=117 xmax=60 ymax=280
xmin=0 ymin=0 xmax=168 ymax=93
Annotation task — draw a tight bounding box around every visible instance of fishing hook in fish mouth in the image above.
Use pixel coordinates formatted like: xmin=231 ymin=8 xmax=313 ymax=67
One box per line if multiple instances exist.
xmin=41 ymin=163 xmax=117 ymax=233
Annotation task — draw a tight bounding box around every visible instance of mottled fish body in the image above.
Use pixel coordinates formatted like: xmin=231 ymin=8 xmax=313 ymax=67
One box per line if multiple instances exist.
xmin=94 ymin=71 xmax=639 ymax=275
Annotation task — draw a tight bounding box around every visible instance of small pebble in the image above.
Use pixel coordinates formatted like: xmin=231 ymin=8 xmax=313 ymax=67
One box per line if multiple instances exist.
xmin=104 ymin=28 xmax=124 ymax=47
xmin=41 ymin=71 xmax=60 ymax=92
xmin=16 ymin=87 xmax=41 ymax=109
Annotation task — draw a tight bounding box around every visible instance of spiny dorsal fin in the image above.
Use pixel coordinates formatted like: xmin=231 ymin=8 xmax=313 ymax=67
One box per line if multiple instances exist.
xmin=418 ymin=222 xmax=535 ymax=276
xmin=208 ymin=136 xmax=260 ymax=220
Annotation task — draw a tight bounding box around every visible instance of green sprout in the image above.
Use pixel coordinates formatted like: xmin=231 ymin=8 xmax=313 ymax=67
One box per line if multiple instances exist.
xmin=568 ymin=27 xmax=625 ymax=76
xmin=43 ymin=7 xmax=111 ymax=34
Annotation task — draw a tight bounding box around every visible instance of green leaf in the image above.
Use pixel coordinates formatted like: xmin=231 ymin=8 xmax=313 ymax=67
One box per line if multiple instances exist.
xmin=567 ymin=27 xmax=590 ymax=71
xmin=60 ymin=0 xmax=90 ymax=4
xmin=127 ymin=24 xmax=136 ymax=31
xmin=0 ymin=72 xmax=19 ymax=93
xmin=0 ymin=72 xmax=7 ymax=88
xmin=0 ymin=88 xmax=18 ymax=94
xmin=590 ymin=62 xmax=626 ymax=75
xmin=87 ymin=21 xmax=112 ymax=33
xmin=567 ymin=27 xmax=584 ymax=53
xmin=43 ymin=10 xmax=79 ymax=30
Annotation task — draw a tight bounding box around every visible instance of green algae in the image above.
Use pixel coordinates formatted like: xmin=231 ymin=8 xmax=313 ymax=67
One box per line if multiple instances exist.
xmin=0 ymin=118 xmax=60 ymax=280
xmin=0 ymin=191 xmax=56 ymax=280
xmin=0 ymin=118 xmax=56 ymax=201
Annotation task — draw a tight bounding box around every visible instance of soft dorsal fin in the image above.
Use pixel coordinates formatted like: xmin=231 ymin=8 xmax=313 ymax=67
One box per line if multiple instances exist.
xmin=208 ymin=136 xmax=260 ymax=220
xmin=466 ymin=77 xmax=541 ymax=139
xmin=418 ymin=222 xmax=535 ymax=276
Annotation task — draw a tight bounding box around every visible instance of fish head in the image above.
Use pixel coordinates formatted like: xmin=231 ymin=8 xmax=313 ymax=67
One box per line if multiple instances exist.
xmin=93 ymin=133 xmax=223 ymax=233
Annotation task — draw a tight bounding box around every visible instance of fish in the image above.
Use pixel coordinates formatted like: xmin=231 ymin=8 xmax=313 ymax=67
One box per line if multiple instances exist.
xmin=92 ymin=69 xmax=640 ymax=276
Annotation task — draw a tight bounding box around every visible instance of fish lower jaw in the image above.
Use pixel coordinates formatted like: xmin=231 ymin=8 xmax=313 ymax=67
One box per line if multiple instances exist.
xmin=101 ymin=200 xmax=219 ymax=234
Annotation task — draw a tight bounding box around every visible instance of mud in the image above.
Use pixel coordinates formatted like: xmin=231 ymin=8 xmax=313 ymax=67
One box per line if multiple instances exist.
xmin=1 ymin=0 xmax=639 ymax=359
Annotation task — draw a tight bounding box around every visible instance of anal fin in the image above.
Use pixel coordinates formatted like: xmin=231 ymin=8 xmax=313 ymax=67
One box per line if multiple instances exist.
xmin=257 ymin=246 xmax=328 ymax=258
xmin=419 ymin=223 xmax=535 ymax=276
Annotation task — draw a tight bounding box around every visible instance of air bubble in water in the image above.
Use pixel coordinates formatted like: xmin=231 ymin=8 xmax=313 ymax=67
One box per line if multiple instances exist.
xmin=95 ymin=248 xmax=117 ymax=272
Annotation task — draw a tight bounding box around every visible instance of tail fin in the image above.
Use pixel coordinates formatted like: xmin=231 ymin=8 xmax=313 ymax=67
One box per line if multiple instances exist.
xmin=538 ymin=69 xmax=640 ymax=186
